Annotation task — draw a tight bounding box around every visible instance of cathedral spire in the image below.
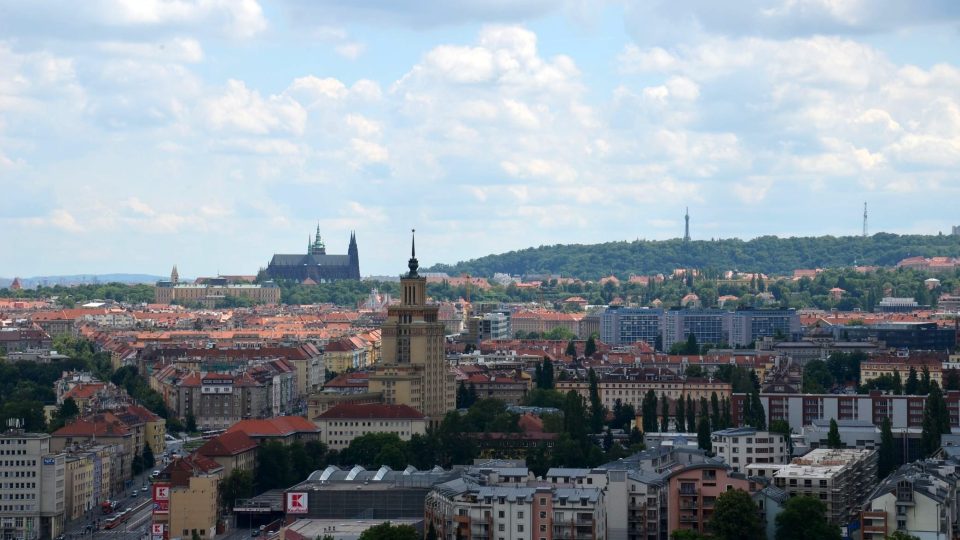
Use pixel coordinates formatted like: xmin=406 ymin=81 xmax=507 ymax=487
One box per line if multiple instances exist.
xmin=171 ymin=265 xmax=179 ymax=284
xmin=407 ymin=229 xmax=419 ymax=277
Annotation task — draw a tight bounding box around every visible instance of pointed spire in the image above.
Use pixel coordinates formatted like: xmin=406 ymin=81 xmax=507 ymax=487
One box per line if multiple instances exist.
xmin=407 ymin=228 xmax=419 ymax=277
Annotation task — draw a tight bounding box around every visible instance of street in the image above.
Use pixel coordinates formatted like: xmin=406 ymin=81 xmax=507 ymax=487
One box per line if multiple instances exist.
xmin=61 ymin=469 xmax=157 ymax=540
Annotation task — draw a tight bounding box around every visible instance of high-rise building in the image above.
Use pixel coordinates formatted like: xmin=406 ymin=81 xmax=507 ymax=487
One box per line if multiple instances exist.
xmin=600 ymin=307 xmax=663 ymax=346
xmin=368 ymin=232 xmax=456 ymax=423
xmin=0 ymin=430 xmax=65 ymax=540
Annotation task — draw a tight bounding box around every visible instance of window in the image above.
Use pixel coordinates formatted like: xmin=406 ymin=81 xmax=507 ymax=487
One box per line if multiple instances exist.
xmin=518 ymin=511 xmax=524 ymax=519
xmin=517 ymin=525 xmax=524 ymax=532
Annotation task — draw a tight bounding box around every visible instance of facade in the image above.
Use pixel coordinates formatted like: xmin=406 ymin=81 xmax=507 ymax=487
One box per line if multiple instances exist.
xmin=772 ymin=448 xmax=878 ymax=525
xmin=314 ymin=404 xmax=427 ymax=451
xmin=861 ymin=459 xmax=959 ymax=540
xmin=729 ymin=309 xmax=801 ymax=347
xmin=556 ymin=378 xmax=732 ymax=420
xmin=860 ymin=355 xmax=944 ymax=388
xmin=664 ymin=463 xmax=752 ymax=537
xmin=154 ymin=280 xmax=280 ymax=306
xmin=63 ymin=455 xmax=93 ymax=522
xmin=265 ymin=228 xmax=360 ymax=283
xmin=0 ymin=432 xmax=65 ymax=540
xmin=154 ymin=456 xmax=223 ymax=540
xmin=831 ymin=322 xmax=956 ymax=350
xmin=710 ymin=428 xmax=789 ymax=473
xmin=195 ymin=432 xmax=258 ymax=477
xmin=462 ymin=374 xmax=531 ymax=406
xmin=323 ymin=339 xmax=369 ymax=373
xmin=601 ymin=308 xmax=663 ymax=347
xmin=662 ymin=309 xmax=731 ymax=350
xmin=367 ymin=237 xmax=457 ymax=422
xmin=426 ymin=469 xmax=606 ymax=540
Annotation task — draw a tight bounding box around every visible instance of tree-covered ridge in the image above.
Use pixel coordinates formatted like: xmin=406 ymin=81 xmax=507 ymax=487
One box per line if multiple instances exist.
xmin=429 ymin=233 xmax=960 ymax=279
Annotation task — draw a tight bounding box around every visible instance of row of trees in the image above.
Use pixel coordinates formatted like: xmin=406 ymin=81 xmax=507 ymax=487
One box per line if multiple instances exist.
xmin=669 ymin=490 xmax=848 ymax=540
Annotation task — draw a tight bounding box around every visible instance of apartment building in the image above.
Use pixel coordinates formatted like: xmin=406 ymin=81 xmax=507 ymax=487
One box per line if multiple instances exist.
xmin=153 ymin=280 xmax=281 ymax=306
xmin=0 ymin=431 xmax=65 ymax=540
xmin=861 ymin=459 xmax=960 ymax=540
xmin=860 ymin=353 xmax=945 ymax=388
xmin=710 ymin=428 xmax=789 ymax=473
xmin=314 ymin=404 xmax=426 ymax=451
xmin=772 ymin=448 xmax=878 ymax=525
xmin=557 ymin=378 xmax=732 ymax=418
xmin=63 ymin=456 xmax=93 ymax=522
xmin=195 ymin=432 xmax=258 ymax=477
xmin=462 ymin=374 xmax=531 ymax=406
xmin=665 ymin=463 xmax=753 ymax=537
xmin=153 ymin=455 xmax=223 ymax=540
xmin=426 ymin=478 xmax=606 ymax=540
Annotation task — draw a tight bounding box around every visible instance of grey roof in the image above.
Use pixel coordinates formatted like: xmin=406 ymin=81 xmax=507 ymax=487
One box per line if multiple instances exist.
xmin=546 ymin=468 xmax=592 ymax=477
xmin=298 ymin=464 xmax=457 ymax=489
xmin=713 ymin=427 xmax=759 ymax=437
xmin=269 ymin=254 xmax=351 ymax=266
xmin=757 ymin=485 xmax=789 ymax=504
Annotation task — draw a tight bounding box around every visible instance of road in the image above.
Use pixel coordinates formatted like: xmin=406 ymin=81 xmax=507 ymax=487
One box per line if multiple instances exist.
xmin=61 ymin=468 xmax=160 ymax=540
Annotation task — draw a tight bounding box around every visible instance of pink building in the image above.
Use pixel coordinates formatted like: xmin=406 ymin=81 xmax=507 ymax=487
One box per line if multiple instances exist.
xmin=665 ymin=463 xmax=754 ymax=536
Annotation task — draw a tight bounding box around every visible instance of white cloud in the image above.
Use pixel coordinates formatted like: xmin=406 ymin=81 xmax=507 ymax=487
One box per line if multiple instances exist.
xmin=204 ymin=80 xmax=306 ymax=135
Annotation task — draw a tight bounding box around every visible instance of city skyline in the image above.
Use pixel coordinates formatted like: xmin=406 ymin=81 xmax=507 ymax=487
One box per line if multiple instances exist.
xmin=3 ymin=1 xmax=960 ymax=277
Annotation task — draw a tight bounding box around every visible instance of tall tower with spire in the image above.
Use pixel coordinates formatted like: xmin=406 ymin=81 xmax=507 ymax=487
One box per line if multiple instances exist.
xmin=863 ymin=202 xmax=868 ymax=238
xmin=170 ymin=265 xmax=179 ymax=284
xmin=368 ymin=230 xmax=456 ymax=423
xmin=683 ymin=207 xmax=691 ymax=242
xmin=347 ymin=231 xmax=360 ymax=279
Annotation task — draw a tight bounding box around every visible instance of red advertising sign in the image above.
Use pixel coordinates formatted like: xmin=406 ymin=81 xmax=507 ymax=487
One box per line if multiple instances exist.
xmin=152 ymin=483 xmax=170 ymax=515
xmin=286 ymin=492 xmax=308 ymax=514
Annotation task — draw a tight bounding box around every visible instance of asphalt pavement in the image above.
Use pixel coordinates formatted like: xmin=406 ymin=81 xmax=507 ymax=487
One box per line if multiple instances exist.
xmin=61 ymin=468 xmax=158 ymax=540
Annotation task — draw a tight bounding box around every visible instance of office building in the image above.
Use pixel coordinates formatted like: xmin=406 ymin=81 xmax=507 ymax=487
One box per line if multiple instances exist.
xmin=601 ymin=308 xmax=663 ymax=347
xmin=0 ymin=431 xmax=65 ymax=540
xmin=662 ymin=310 xmax=731 ymax=351
xmin=729 ymin=309 xmax=801 ymax=347
xmin=368 ymin=235 xmax=457 ymax=422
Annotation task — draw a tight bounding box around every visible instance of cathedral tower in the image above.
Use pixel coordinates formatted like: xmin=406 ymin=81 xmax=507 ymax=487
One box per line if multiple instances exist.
xmin=368 ymin=230 xmax=455 ymax=423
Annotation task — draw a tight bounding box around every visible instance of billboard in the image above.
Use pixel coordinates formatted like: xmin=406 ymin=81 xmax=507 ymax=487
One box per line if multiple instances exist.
xmin=285 ymin=492 xmax=308 ymax=514
xmin=152 ymin=523 xmax=166 ymax=540
xmin=152 ymin=483 xmax=171 ymax=515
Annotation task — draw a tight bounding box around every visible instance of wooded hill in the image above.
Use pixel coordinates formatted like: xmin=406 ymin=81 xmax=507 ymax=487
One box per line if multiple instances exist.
xmin=429 ymin=233 xmax=960 ymax=280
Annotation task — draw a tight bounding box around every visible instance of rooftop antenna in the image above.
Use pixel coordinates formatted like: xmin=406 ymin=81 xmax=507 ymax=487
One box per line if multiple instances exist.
xmin=863 ymin=202 xmax=868 ymax=238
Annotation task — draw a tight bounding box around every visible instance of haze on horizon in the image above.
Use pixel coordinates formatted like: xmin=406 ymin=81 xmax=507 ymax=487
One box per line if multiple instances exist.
xmin=2 ymin=0 xmax=959 ymax=278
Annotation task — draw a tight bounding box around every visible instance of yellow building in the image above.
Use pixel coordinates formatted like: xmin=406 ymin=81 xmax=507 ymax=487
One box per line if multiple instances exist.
xmin=323 ymin=337 xmax=369 ymax=373
xmin=368 ymin=235 xmax=456 ymax=423
xmin=860 ymin=356 xmax=943 ymax=389
xmin=556 ymin=378 xmax=733 ymax=414
xmin=65 ymin=455 xmax=95 ymax=521
xmin=154 ymin=456 xmax=223 ymax=540
xmin=154 ymin=280 xmax=281 ymax=306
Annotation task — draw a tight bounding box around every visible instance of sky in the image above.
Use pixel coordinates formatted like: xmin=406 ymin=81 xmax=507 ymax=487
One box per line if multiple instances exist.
xmin=2 ymin=0 xmax=960 ymax=278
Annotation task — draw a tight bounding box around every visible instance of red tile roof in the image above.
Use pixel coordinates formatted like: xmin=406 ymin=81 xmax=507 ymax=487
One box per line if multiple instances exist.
xmin=225 ymin=416 xmax=319 ymax=438
xmin=197 ymin=431 xmax=258 ymax=457
xmin=316 ymin=403 xmax=424 ymax=420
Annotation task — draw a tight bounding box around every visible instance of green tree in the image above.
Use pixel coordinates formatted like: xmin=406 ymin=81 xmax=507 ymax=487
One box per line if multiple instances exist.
xmin=642 ymin=390 xmax=658 ymax=433
xmin=921 ymin=382 xmax=951 ymax=457
xmin=588 ymin=368 xmax=604 ymax=433
xmin=774 ymin=495 xmax=841 ymax=540
xmin=219 ymin=469 xmax=254 ymax=511
xmin=143 ymin=443 xmax=155 ymax=469
xmin=584 ymin=335 xmax=597 ymax=358
xmin=675 ymin=395 xmax=686 ymax=433
xmin=826 ymin=418 xmax=843 ymax=449
xmin=660 ymin=394 xmax=670 ymax=432
xmin=944 ymin=369 xmax=960 ymax=391
xmin=541 ymin=359 xmax=554 ymax=389
xmin=425 ymin=523 xmax=438 ymax=540
xmin=769 ymin=420 xmax=793 ymax=457
xmin=905 ymin=367 xmax=919 ymax=395
xmin=709 ymin=489 xmax=764 ymax=540
xmin=565 ymin=339 xmax=577 ymax=359
xmin=192 ymin=531 xmax=201 ymax=540
xmin=456 ymin=380 xmax=469 ymax=408
xmin=686 ymin=395 xmax=696 ymax=432
xmin=697 ymin=416 xmax=712 ymax=453
xmin=710 ymin=392 xmax=721 ymax=429
xmin=685 ymin=333 xmax=699 ymax=354
xmin=256 ymin=441 xmax=293 ymax=491
xmin=919 ymin=365 xmax=932 ymax=395
xmin=885 ymin=531 xmax=921 ymax=540
xmin=893 ymin=370 xmax=903 ymax=395
xmin=185 ymin=412 xmax=198 ymax=433
xmin=685 ymin=365 xmax=704 ymax=378
xmin=803 ymin=360 xmax=835 ymax=393
xmin=878 ymin=416 xmax=896 ymax=479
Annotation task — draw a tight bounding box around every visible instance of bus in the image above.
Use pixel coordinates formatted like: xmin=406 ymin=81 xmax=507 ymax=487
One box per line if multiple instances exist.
xmin=201 ymin=429 xmax=226 ymax=440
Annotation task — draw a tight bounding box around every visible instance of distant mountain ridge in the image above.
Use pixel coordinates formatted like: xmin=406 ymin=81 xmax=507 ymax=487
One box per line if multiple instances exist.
xmin=428 ymin=233 xmax=960 ymax=280
xmin=0 ymin=274 xmax=166 ymax=288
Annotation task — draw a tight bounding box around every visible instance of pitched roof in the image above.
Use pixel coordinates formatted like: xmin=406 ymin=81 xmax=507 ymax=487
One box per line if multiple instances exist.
xmin=317 ymin=403 xmax=425 ymax=420
xmin=197 ymin=431 xmax=258 ymax=457
xmin=225 ymin=416 xmax=319 ymax=438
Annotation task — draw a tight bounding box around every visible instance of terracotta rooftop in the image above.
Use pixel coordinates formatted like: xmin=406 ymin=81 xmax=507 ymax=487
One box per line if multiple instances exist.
xmin=316 ymin=403 xmax=425 ymax=420
xmin=225 ymin=416 xmax=319 ymax=437
xmin=196 ymin=431 xmax=258 ymax=457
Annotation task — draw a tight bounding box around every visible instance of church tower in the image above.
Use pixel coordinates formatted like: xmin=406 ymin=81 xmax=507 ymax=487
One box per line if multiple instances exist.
xmin=170 ymin=265 xmax=179 ymax=284
xmin=348 ymin=231 xmax=360 ymax=279
xmin=368 ymin=230 xmax=455 ymax=423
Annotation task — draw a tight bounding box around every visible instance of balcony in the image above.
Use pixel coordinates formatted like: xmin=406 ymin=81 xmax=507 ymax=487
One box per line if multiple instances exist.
xmin=680 ymin=514 xmax=699 ymax=523
xmin=679 ymin=486 xmax=698 ymax=496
